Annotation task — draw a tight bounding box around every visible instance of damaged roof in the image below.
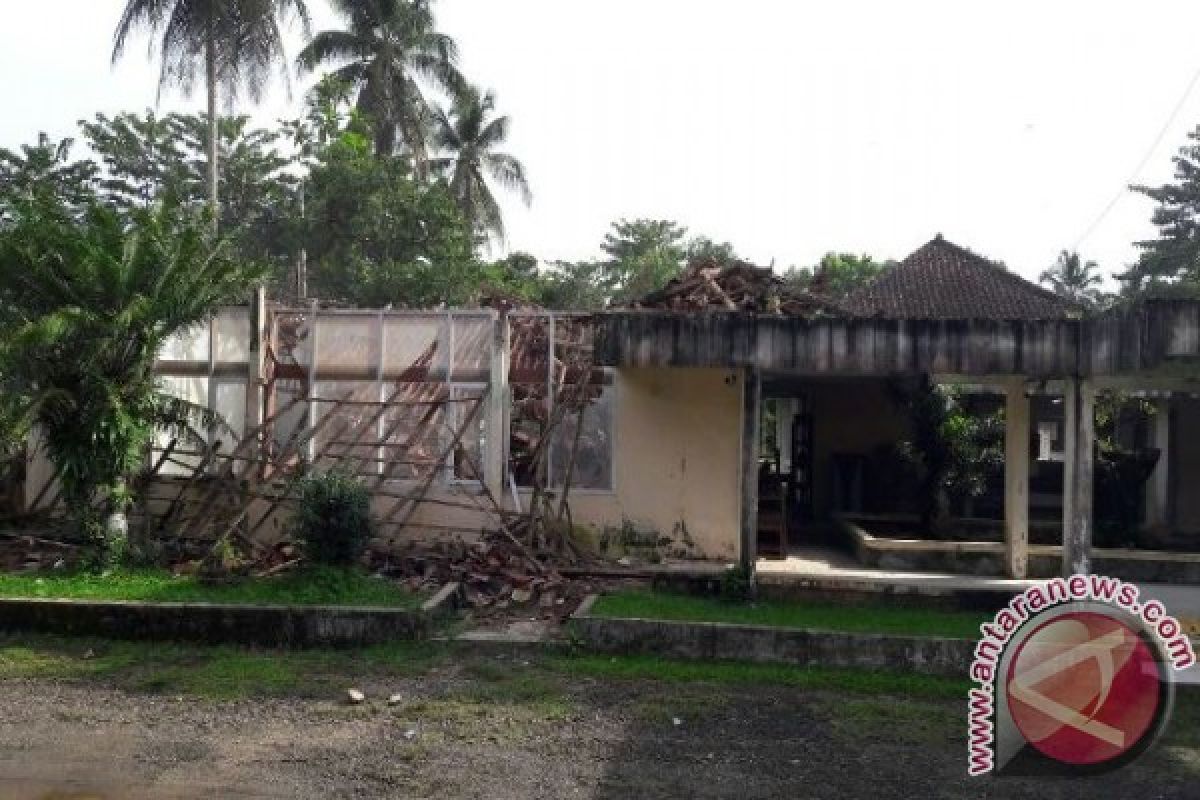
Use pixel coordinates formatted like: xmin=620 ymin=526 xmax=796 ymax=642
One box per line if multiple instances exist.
xmin=632 ymin=259 xmax=842 ymax=316
xmin=841 ymin=235 xmax=1080 ymax=321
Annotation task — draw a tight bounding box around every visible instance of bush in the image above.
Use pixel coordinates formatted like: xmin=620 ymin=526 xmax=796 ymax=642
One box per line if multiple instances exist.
xmin=294 ymin=471 xmax=373 ymax=566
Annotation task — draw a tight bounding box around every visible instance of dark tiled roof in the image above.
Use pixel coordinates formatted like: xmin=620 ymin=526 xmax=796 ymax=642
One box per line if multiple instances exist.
xmin=841 ymin=235 xmax=1080 ymax=321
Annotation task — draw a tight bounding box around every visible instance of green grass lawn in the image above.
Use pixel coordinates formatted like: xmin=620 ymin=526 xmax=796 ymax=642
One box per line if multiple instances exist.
xmin=0 ymin=566 xmax=420 ymax=608
xmin=0 ymin=633 xmax=971 ymax=702
xmin=589 ymin=589 xmax=989 ymax=639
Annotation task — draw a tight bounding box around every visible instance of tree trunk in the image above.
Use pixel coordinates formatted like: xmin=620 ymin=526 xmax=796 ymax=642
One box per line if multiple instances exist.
xmin=205 ymin=19 xmax=219 ymax=233
xmin=102 ymin=478 xmax=129 ymax=567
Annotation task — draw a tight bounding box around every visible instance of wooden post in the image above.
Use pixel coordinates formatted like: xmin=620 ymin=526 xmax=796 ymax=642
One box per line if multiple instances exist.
xmin=1004 ymin=380 xmax=1030 ymax=579
xmin=1062 ymin=377 xmax=1095 ymax=576
xmin=739 ymin=367 xmax=762 ymax=574
xmin=484 ymin=312 xmax=510 ymax=502
xmin=1145 ymin=396 xmax=1171 ymax=528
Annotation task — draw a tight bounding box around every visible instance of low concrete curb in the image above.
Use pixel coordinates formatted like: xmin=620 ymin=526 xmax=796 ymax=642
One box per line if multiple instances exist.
xmin=570 ymin=594 xmax=973 ymax=678
xmin=837 ymin=515 xmax=1200 ymax=584
xmin=0 ymin=582 xmax=460 ymax=648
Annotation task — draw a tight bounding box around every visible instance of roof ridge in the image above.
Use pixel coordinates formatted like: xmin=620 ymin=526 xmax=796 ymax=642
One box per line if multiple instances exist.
xmin=933 ymin=237 xmax=1079 ymax=310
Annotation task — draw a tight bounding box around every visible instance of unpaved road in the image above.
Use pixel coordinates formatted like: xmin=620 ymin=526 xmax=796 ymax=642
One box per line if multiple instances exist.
xmin=1 ymin=669 xmax=1199 ymax=799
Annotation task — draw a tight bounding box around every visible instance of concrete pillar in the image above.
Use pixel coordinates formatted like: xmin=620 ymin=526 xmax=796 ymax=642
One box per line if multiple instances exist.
xmin=1062 ymin=377 xmax=1095 ymax=576
xmin=243 ymin=287 xmax=267 ymax=468
xmin=1004 ymin=381 xmax=1030 ymax=579
xmin=739 ymin=367 xmax=762 ymax=573
xmin=1145 ymin=396 xmax=1171 ymax=528
xmin=305 ymin=298 xmax=320 ymax=462
xmin=484 ymin=312 xmax=510 ymax=501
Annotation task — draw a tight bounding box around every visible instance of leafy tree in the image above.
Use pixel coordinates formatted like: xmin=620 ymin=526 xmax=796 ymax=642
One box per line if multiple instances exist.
xmin=431 ymin=86 xmax=531 ymax=244
xmin=492 ymin=251 xmax=538 ymax=281
xmin=0 ymin=135 xmax=98 ymax=218
xmin=79 ymin=112 xmax=191 ymax=209
xmin=536 ymin=260 xmax=610 ymax=310
xmin=112 ymin=0 xmax=310 ymax=227
xmin=302 ymin=127 xmax=478 ymax=307
xmin=601 ymin=218 xmax=688 ymax=304
xmin=1039 ymin=249 xmax=1104 ymax=308
xmin=80 ymin=111 xmax=298 ymax=275
xmin=0 ymin=197 xmax=267 ymax=564
xmin=297 ymin=0 xmax=462 ymax=173
xmin=782 ymin=252 xmax=887 ymax=299
xmin=1123 ymin=125 xmax=1200 ymax=292
xmin=890 ymin=378 xmax=1003 ymax=532
xmin=478 ymin=251 xmax=546 ymax=302
xmin=685 ymin=236 xmax=739 ymax=267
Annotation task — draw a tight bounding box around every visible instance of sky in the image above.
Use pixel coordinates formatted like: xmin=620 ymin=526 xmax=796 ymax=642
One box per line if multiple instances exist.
xmin=4 ymin=1 xmax=1200 ymax=285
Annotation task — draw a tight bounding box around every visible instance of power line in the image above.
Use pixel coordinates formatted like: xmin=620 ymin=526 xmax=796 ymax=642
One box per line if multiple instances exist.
xmin=1073 ymin=62 xmax=1200 ymax=250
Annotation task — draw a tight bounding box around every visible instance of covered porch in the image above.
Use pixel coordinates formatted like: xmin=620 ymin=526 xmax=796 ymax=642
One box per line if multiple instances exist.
xmin=595 ymin=296 xmax=1200 ymax=583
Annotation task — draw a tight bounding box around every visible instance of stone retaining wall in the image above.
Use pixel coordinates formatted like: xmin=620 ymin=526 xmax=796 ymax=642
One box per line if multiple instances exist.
xmin=0 ymin=583 xmax=458 ymax=648
xmin=570 ymin=595 xmax=973 ymax=678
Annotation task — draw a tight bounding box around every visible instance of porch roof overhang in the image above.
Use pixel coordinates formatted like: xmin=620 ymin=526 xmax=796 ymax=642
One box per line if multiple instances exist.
xmin=593 ymin=299 xmax=1200 ymax=380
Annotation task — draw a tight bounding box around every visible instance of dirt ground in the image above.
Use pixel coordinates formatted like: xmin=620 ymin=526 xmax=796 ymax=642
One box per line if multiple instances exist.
xmin=1 ymin=656 xmax=1199 ymax=800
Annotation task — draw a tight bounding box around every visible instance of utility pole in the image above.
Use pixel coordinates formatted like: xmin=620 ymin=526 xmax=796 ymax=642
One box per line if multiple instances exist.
xmin=296 ymin=182 xmax=308 ymax=302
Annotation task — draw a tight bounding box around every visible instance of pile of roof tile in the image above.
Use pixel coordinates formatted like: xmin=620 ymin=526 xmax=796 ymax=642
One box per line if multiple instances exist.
xmin=633 ymin=259 xmax=841 ymax=315
xmin=372 ymin=532 xmax=571 ymax=613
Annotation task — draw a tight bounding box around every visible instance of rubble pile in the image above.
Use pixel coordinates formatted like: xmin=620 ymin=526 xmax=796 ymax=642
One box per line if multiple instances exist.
xmin=372 ymin=532 xmax=581 ymax=616
xmin=633 ymin=259 xmax=842 ymax=315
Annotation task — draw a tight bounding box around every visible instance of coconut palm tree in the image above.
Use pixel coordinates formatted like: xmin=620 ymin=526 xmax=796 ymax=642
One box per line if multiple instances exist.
xmin=1039 ymin=249 xmax=1105 ymax=308
xmin=112 ymin=0 xmax=310 ymax=230
xmin=297 ymin=0 xmax=462 ymax=177
xmin=431 ymin=86 xmax=531 ymax=243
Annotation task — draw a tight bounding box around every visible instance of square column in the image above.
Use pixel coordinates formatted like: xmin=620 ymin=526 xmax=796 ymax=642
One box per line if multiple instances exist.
xmin=1004 ymin=381 xmax=1030 ymax=579
xmin=1062 ymin=377 xmax=1095 ymax=576
xmin=1145 ymin=397 xmax=1171 ymax=528
xmin=484 ymin=313 xmax=510 ymax=501
xmin=740 ymin=367 xmax=762 ymax=573
xmin=244 ymin=287 xmax=267 ymax=457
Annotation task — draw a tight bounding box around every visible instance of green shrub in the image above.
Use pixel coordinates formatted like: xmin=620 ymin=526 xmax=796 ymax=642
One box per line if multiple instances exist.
xmin=720 ymin=563 xmax=755 ymax=601
xmin=294 ymin=471 xmax=373 ymax=566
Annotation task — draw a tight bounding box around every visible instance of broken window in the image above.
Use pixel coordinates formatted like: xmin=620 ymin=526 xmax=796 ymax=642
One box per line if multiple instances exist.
xmin=508 ymin=313 xmax=613 ymax=491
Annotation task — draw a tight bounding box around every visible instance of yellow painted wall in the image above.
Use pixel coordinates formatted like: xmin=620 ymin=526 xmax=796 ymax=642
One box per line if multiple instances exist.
xmin=565 ymin=367 xmax=743 ymax=559
xmin=261 ymin=367 xmax=745 ymax=559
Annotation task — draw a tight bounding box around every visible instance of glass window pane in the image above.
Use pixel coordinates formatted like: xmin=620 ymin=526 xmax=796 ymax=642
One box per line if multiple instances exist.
xmin=384 ymin=316 xmax=447 ymax=380
xmin=273 ymin=312 xmax=312 ymax=370
xmin=380 ymin=383 xmax=447 ymax=481
xmin=451 ymin=316 xmax=492 ymax=382
xmin=270 ymin=380 xmax=309 ymax=456
xmin=214 ymin=308 xmax=250 ymax=363
xmin=313 ymin=381 xmax=383 ymax=474
xmin=450 ymin=386 xmax=486 ymax=481
xmin=214 ymin=381 xmax=246 ymax=455
xmin=550 ymin=383 xmax=614 ymax=490
xmin=316 ymin=315 xmax=377 ymax=374
xmin=154 ymin=375 xmax=209 ymax=475
xmin=160 ymin=322 xmax=209 ymax=363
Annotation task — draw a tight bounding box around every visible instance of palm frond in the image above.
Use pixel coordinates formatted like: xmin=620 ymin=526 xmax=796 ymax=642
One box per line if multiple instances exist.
xmin=484 ymin=153 xmax=532 ymax=206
